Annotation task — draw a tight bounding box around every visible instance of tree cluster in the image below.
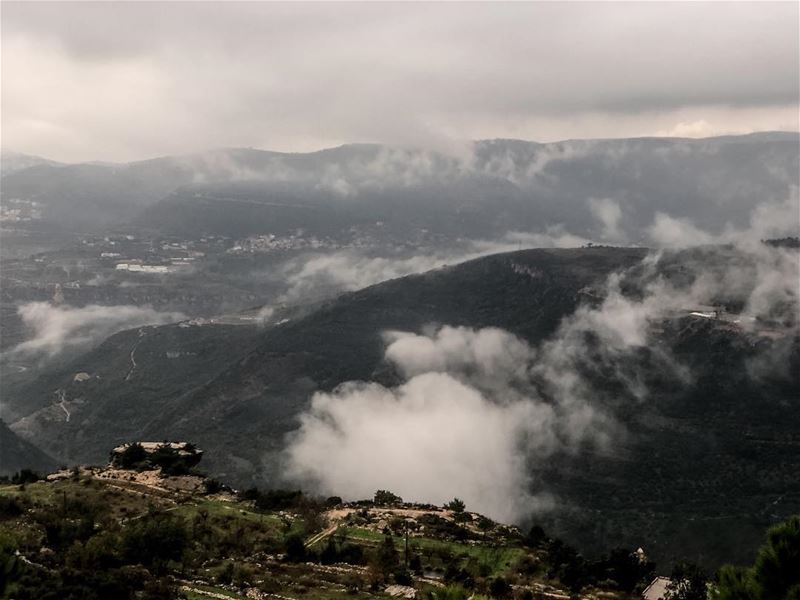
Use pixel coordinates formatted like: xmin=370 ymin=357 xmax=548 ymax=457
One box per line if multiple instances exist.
xmin=711 ymin=516 xmax=800 ymax=600
xmin=114 ymin=442 xmax=201 ymax=475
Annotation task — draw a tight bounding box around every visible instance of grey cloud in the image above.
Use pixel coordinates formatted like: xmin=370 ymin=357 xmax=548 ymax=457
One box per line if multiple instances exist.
xmin=588 ymin=198 xmax=623 ymax=242
xmin=2 ymin=2 xmax=797 ymax=161
xmin=647 ymin=191 xmax=800 ymax=248
xmin=274 ymin=230 xmax=590 ymax=305
xmin=284 ymin=326 xmax=579 ymax=522
xmin=648 ymin=213 xmax=716 ymax=248
xmin=383 ymin=326 xmax=535 ymax=388
xmin=8 ymin=302 xmax=185 ymax=358
xmin=277 ymin=251 xmax=464 ymax=304
xmin=285 ymin=372 xmax=557 ymax=522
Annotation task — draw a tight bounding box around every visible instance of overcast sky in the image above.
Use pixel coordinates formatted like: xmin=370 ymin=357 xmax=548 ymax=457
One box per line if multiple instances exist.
xmin=2 ymin=1 xmax=798 ymax=163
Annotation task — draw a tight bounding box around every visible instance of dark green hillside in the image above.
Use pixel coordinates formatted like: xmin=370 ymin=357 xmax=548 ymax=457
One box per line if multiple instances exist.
xmin=5 ymin=246 xmax=799 ymax=569
xmin=137 ymin=175 xmax=530 ymax=240
xmin=8 ymin=247 xmax=648 ymax=475
xmin=536 ymin=316 xmax=800 ymax=568
xmin=6 ymin=322 xmax=264 ymax=460
xmin=0 ymin=420 xmax=56 ymax=476
xmin=140 ymin=247 xmax=650 ymax=466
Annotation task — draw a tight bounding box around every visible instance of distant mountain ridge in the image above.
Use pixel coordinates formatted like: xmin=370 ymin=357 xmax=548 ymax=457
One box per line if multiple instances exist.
xmin=6 ymin=130 xmax=797 ymax=165
xmin=0 ymin=150 xmax=63 ymax=177
xmin=3 ymin=133 xmax=798 ymax=240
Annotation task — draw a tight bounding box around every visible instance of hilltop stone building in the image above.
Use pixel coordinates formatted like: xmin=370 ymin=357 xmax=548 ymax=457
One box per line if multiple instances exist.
xmin=109 ymin=441 xmax=203 ymax=468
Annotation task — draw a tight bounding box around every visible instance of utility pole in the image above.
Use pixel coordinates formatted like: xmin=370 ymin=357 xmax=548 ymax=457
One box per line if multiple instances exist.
xmin=404 ymin=520 xmax=409 ymax=568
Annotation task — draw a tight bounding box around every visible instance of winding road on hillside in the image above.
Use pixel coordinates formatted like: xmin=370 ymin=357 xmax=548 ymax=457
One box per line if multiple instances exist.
xmin=125 ymin=328 xmax=147 ymax=381
xmin=54 ymin=389 xmax=70 ymax=422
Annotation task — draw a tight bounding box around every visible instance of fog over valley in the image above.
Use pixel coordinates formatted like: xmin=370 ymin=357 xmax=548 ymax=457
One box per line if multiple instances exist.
xmin=1 ymin=3 xmax=799 ymax=598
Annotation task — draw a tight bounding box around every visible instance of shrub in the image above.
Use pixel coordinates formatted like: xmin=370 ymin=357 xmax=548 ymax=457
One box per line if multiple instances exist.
xmin=446 ymin=498 xmax=466 ymax=513
xmin=395 ymin=568 xmax=413 ymax=586
xmin=374 ymin=535 xmax=399 ymax=574
xmin=285 ymin=534 xmax=307 ymax=562
xmin=489 ymin=577 xmax=511 ymax=598
xmin=713 ymin=516 xmax=800 ymax=600
xmin=320 ymin=538 xmax=339 ymax=565
xmin=664 ymin=562 xmax=707 ymax=600
xmin=594 ymin=547 xmax=655 ymax=593
xmin=428 ymin=585 xmax=470 ymax=600
xmin=714 ymin=565 xmax=757 ymax=600
xmin=546 ymin=539 xmax=590 ymax=592
xmin=524 ymin=525 xmax=547 ymax=548
xmin=121 ymin=513 xmax=188 ymax=573
xmin=204 ymin=478 xmax=223 ymax=494
xmin=141 ymin=577 xmax=179 ymax=600
xmin=374 ymin=490 xmax=403 ymax=506
xmin=243 ymin=488 xmax=304 ymax=511
xmin=338 ymin=543 xmax=365 ymax=566
xmin=117 ymin=443 xmax=147 ymax=469
xmin=149 ymin=444 xmax=192 ymax=475
xmin=0 ymin=533 xmax=24 ymax=596
xmin=11 ymin=469 xmax=40 ymax=485
xmin=753 ymin=516 xmax=800 ymax=600
xmin=0 ymin=496 xmax=24 ymax=519
xmin=216 ymin=561 xmax=235 ymax=584
xmin=409 ymin=553 xmax=422 ymax=574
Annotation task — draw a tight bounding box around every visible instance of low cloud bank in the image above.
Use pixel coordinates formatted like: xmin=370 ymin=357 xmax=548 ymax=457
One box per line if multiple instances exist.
xmin=256 ymin=182 xmax=798 ymax=317
xmin=276 ymin=229 xmax=590 ymax=306
xmin=10 ymin=302 xmax=185 ymax=358
xmin=284 ymin=219 xmax=798 ymax=521
xmin=285 ymin=327 xmax=571 ymax=522
xmin=647 ymin=191 xmax=800 ymax=248
xmin=588 ymin=197 xmax=623 ymax=241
